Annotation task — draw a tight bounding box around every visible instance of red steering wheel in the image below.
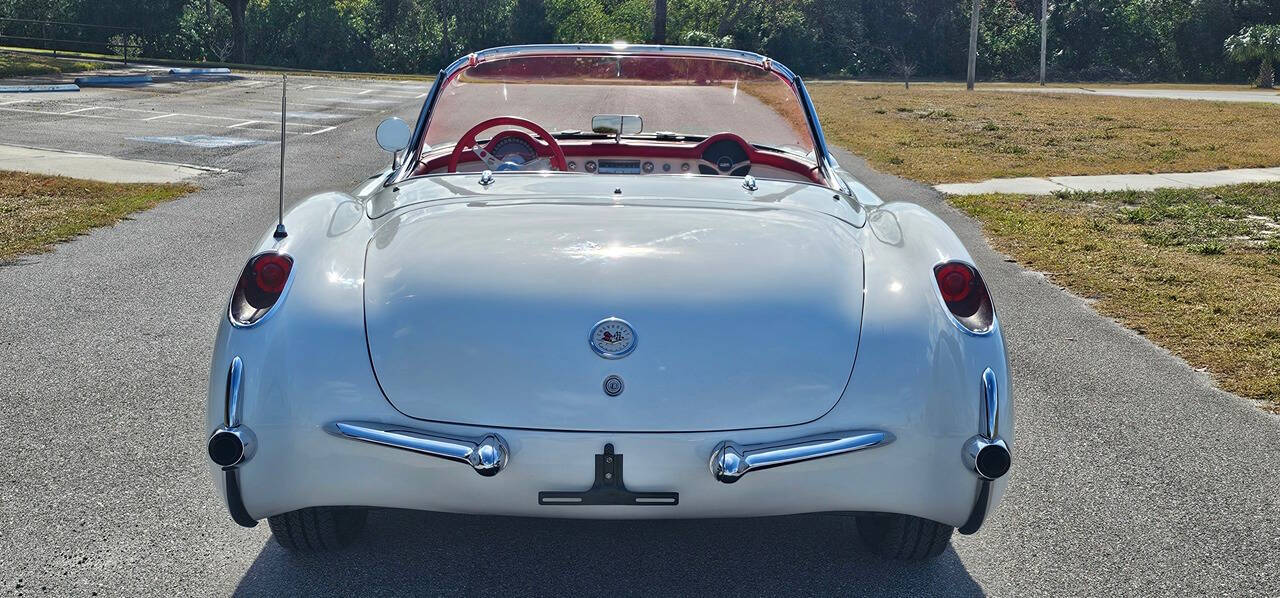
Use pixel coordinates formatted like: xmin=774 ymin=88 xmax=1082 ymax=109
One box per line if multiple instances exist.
xmin=447 ymin=116 xmax=568 ymax=173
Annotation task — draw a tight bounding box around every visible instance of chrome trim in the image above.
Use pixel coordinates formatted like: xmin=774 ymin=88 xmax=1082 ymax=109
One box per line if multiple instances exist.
xmin=330 ymin=421 xmax=509 ymax=477
xmin=982 ymin=367 xmax=999 ymax=439
xmin=386 ymin=44 xmax=834 ymax=189
xmin=959 ymin=367 xmax=1012 ymax=534
xmin=741 ymin=175 xmax=758 ymax=191
xmin=709 ymin=430 xmax=893 ymax=484
xmin=962 ymin=367 xmax=1009 ymax=480
xmin=225 ymin=356 xmax=244 ymax=428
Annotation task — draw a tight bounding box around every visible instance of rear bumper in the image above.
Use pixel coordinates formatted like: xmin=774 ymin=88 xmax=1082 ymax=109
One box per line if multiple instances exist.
xmin=214 ymin=413 xmax=1008 ymax=526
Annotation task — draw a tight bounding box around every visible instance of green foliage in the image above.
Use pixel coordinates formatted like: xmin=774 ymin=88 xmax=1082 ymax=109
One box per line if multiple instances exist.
xmin=1224 ymin=24 xmax=1280 ymax=87
xmin=1224 ymin=24 xmax=1280 ymax=63
xmin=1 ymin=0 xmax=1278 ymax=79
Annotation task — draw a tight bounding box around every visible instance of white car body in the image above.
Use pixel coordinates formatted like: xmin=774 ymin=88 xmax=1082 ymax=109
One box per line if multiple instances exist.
xmin=206 ymin=45 xmax=1013 ymax=554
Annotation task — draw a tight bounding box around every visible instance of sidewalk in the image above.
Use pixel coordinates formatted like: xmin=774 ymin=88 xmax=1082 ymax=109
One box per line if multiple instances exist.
xmin=935 ymin=167 xmax=1280 ymax=196
xmin=0 ymin=143 xmax=220 ymax=183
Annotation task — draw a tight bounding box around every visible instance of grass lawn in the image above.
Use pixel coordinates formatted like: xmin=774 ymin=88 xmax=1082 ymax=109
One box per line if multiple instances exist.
xmin=810 ymin=83 xmax=1280 ymax=184
xmin=0 ymin=171 xmax=195 ymax=263
xmin=951 ymin=183 xmax=1280 ymax=409
xmin=0 ymin=50 xmax=97 ymax=78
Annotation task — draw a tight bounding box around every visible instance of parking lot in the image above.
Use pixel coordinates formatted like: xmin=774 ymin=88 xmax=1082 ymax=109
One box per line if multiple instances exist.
xmin=0 ymin=72 xmax=427 ymax=172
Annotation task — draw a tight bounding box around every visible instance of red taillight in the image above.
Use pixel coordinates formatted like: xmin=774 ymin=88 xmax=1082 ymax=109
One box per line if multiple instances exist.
xmin=252 ymin=253 xmax=292 ymax=294
xmin=934 ymin=260 xmax=994 ymax=331
xmin=230 ymin=252 xmax=293 ymax=325
xmin=935 ymin=262 xmax=974 ymax=303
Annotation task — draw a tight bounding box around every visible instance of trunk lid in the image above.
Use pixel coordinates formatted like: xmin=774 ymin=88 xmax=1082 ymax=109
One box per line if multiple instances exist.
xmin=363 ymin=198 xmax=863 ymax=432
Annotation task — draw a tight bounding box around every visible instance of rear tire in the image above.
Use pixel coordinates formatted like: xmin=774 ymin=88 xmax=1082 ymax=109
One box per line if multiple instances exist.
xmin=855 ymin=513 xmax=953 ymax=561
xmin=267 ymin=507 xmax=368 ymax=552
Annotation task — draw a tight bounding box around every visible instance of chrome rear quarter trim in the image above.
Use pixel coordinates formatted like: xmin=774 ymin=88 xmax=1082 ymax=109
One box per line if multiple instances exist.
xmin=710 ymin=430 xmax=893 ymax=484
xmin=330 ymin=421 xmax=509 ymax=477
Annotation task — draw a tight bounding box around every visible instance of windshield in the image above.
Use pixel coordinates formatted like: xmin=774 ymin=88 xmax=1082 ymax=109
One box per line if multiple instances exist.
xmin=423 ymin=53 xmax=816 ymax=156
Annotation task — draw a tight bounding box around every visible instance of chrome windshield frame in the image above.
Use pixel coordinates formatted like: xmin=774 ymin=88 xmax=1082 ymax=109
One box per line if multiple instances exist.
xmin=386 ymin=44 xmax=840 ymax=191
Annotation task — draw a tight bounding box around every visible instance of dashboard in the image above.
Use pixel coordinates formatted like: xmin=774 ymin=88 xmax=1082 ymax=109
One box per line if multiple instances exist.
xmin=417 ymin=131 xmax=823 ymax=185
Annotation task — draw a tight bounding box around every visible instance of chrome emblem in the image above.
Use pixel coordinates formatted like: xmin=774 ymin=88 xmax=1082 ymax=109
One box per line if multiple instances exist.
xmin=590 ymin=317 xmax=636 ymax=359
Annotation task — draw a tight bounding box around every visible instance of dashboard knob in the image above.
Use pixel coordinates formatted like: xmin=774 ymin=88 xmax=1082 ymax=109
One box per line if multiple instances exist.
xmin=680 ymin=163 xmax=690 ymax=173
xmin=585 ymin=161 xmax=597 ymax=173
xmin=642 ymin=161 xmax=655 ymax=173
xmin=567 ymin=161 xmax=577 ymax=171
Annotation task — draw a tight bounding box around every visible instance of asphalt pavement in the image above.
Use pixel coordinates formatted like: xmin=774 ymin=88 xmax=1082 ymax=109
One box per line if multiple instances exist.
xmin=0 ymin=71 xmax=1278 ymax=597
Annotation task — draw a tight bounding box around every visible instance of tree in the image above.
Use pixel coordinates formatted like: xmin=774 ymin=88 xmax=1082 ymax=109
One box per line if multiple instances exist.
xmin=1224 ymin=24 xmax=1280 ymax=88
xmin=653 ymin=0 xmax=667 ymax=44
xmin=215 ymin=0 xmax=248 ymax=63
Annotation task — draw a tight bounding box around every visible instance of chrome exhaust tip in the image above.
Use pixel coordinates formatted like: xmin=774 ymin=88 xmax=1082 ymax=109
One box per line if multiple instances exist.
xmin=963 ymin=435 xmax=1011 ymax=481
xmin=208 ymin=426 xmax=256 ymax=469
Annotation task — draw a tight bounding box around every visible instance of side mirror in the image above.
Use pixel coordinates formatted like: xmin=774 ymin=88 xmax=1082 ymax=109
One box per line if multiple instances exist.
xmin=591 ymin=114 xmax=643 ymax=138
xmin=376 ymin=117 xmax=411 ymax=153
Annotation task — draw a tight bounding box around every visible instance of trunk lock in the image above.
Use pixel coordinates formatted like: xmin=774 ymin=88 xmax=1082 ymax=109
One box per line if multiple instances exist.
xmin=602 ymin=374 xmax=625 ymax=396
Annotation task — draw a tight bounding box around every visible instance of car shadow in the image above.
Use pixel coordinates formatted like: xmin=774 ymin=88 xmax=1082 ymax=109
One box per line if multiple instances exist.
xmin=232 ymin=510 xmax=983 ymax=596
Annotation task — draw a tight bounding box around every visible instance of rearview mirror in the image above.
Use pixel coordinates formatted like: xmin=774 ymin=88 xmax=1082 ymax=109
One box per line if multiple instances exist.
xmin=591 ymin=114 xmax=643 ymax=136
xmin=375 ymin=117 xmax=411 ymax=152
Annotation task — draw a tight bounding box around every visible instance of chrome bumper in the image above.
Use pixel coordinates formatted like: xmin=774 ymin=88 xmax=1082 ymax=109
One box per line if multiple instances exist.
xmin=708 ymin=430 xmax=894 ymax=483
xmin=958 ymin=368 xmax=1012 ymax=534
xmin=329 ymin=421 xmax=509 ymax=476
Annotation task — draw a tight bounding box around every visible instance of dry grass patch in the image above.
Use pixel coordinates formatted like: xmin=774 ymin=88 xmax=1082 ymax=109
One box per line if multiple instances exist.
xmin=0 ymin=171 xmax=195 ymax=262
xmin=950 ymin=183 xmax=1280 ymax=408
xmin=0 ymin=51 xmax=97 ymax=78
xmin=809 ymin=83 xmax=1280 ymax=183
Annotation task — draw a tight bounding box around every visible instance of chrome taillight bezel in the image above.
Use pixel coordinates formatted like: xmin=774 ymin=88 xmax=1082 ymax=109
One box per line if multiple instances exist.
xmin=228 ymin=251 xmax=294 ymax=327
xmin=932 ymin=260 xmax=995 ymax=335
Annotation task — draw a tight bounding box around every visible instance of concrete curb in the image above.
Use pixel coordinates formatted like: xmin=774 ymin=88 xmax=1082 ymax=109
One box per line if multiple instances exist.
xmin=935 ymin=167 xmax=1280 ymax=196
xmin=169 ymin=67 xmax=232 ymax=75
xmin=73 ymin=74 xmax=153 ymax=86
xmin=0 ymin=143 xmax=227 ymax=183
xmin=0 ymin=83 xmax=80 ymax=93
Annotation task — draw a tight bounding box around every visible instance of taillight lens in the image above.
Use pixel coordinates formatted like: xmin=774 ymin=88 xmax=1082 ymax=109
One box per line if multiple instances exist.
xmin=251 ymin=253 xmax=292 ymax=294
xmin=934 ymin=261 xmax=994 ymax=332
xmin=230 ymin=252 xmax=293 ymax=325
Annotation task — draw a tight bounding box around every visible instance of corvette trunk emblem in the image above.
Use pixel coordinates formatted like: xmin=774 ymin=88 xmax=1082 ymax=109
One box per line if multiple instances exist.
xmin=589 ymin=317 xmax=636 ymax=359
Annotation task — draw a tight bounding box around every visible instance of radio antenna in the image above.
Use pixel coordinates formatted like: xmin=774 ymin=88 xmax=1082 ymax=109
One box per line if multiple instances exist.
xmin=273 ymin=74 xmax=288 ymax=239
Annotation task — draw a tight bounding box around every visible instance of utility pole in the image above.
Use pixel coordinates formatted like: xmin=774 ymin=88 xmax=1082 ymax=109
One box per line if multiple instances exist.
xmin=967 ymin=0 xmax=980 ymax=90
xmin=653 ymin=0 xmax=667 ymax=45
xmin=1039 ymin=0 xmax=1047 ymax=86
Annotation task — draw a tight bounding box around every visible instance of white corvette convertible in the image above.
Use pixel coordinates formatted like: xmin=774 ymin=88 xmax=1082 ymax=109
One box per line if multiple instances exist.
xmin=206 ymin=44 xmax=1012 ymax=561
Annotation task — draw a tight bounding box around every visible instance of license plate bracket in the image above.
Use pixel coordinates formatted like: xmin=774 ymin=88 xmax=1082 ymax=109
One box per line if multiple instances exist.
xmin=538 ymin=443 xmax=679 ymax=506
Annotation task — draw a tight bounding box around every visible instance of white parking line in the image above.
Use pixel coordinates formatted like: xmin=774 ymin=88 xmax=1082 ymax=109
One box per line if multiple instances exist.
xmin=0 ymin=105 xmax=324 ymax=136
xmin=0 ymin=99 xmax=28 ymax=106
xmin=305 ymin=125 xmax=338 ymax=135
xmin=62 ymin=107 xmax=100 ymax=114
xmin=227 ymin=120 xmax=259 ymax=128
xmin=143 ymin=113 xmax=175 ymax=121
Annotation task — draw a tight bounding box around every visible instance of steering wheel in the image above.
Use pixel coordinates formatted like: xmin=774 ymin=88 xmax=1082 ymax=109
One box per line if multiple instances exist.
xmin=447 ymin=116 xmax=568 ymax=173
